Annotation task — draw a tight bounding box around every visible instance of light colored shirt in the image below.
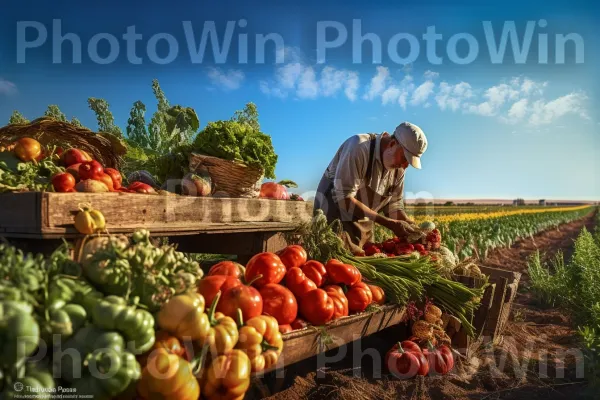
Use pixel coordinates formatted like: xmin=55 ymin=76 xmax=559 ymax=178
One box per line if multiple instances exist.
xmin=324 ymin=133 xmax=406 ymax=217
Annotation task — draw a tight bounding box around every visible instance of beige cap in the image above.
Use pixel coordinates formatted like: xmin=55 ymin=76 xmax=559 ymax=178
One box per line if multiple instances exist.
xmin=393 ymin=122 xmax=428 ymax=169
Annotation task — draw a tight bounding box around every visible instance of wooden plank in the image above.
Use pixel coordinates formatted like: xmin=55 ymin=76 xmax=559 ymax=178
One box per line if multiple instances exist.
xmin=0 ymin=192 xmax=41 ymax=231
xmin=480 ymin=266 xmax=521 ymax=338
xmin=42 ymin=193 xmax=313 ymax=230
xmin=260 ymin=305 xmax=406 ymax=373
xmin=1 ymin=222 xmax=300 ymax=240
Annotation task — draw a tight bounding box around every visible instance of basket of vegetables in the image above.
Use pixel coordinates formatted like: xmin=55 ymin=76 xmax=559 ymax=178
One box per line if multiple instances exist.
xmin=189 ymin=119 xmax=277 ymax=198
xmin=0 ymin=117 xmax=127 ymax=169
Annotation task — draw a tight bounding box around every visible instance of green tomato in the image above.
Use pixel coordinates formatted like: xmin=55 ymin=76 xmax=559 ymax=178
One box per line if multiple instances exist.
xmin=0 ymin=307 xmax=39 ymax=369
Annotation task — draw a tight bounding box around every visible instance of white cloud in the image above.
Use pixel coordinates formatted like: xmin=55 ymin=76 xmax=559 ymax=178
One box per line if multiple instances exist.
xmin=507 ymin=99 xmax=528 ymax=120
xmin=297 ymin=67 xmax=319 ymax=99
xmin=410 ymin=81 xmax=435 ymax=106
xmin=528 ymin=92 xmax=588 ymax=126
xmin=0 ymin=78 xmax=17 ymax=96
xmin=363 ymin=66 xmax=390 ymax=101
xmin=206 ymin=67 xmax=245 ymax=90
xmin=435 ymin=82 xmax=473 ymax=112
xmin=381 ymin=86 xmax=401 ymax=105
xmin=260 ymin=49 xmax=359 ymax=101
xmin=466 ymin=102 xmax=496 ymax=117
xmin=423 ymin=70 xmax=439 ymax=80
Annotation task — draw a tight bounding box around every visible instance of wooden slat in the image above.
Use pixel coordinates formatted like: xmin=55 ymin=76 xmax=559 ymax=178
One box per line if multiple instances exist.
xmin=43 ymin=193 xmax=313 ymax=229
xmin=259 ymin=305 xmax=406 ymax=373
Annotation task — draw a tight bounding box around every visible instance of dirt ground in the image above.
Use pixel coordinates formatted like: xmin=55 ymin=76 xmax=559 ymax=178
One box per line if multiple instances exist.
xmin=249 ymin=212 xmax=598 ymax=400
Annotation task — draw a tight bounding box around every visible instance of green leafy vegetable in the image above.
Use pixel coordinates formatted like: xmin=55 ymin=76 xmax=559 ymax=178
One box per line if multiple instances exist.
xmin=193 ymin=120 xmax=278 ymax=179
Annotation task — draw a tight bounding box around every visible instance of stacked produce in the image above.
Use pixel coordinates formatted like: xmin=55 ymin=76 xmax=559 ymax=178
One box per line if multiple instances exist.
xmin=284 ymin=210 xmax=487 ymax=337
xmin=0 ymin=137 xmax=157 ymax=194
xmin=196 ymin=247 xmax=387 ymax=335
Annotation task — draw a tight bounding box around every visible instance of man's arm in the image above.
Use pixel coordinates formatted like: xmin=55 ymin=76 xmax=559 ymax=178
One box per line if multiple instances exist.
xmin=388 ymin=207 xmax=415 ymax=224
xmin=340 ymin=197 xmax=396 ymax=230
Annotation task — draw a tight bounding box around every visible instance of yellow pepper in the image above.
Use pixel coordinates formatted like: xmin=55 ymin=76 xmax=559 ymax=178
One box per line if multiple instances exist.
xmin=235 ymin=312 xmax=283 ymax=372
xmin=201 ymin=349 xmax=252 ymax=400
xmin=201 ymin=291 xmax=239 ymax=356
xmin=137 ymin=347 xmax=200 ymax=400
xmin=157 ymin=291 xmax=210 ymax=342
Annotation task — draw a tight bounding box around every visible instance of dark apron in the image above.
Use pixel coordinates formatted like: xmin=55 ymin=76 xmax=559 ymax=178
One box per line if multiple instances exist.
xmin=314 ymin=134 xmax=396 ymax=254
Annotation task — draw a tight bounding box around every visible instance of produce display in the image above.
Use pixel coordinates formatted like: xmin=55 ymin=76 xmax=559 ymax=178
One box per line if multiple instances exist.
xmin=0 ymin=137 xmax=157 ymax=194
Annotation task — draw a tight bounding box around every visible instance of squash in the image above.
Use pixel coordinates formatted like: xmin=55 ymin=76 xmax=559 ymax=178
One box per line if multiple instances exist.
xmin=419 ymin=221 xmax=436 ymax=232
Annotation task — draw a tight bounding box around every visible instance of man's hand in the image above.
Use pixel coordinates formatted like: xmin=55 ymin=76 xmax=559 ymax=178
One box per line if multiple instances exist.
xmin=386 ymin=220 xmax=424 ymax=240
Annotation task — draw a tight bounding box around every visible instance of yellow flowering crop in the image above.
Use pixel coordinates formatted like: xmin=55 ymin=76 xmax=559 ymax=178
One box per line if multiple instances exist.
xmin=415 ymin=205 xmax=592 ymax=225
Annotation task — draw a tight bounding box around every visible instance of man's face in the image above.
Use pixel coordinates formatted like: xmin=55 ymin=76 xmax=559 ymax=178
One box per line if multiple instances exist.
xmin=385 ymin=139 xmax=410 ymax=169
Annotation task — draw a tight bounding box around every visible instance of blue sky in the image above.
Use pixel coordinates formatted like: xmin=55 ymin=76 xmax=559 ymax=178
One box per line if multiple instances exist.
xmin=1 ymin=0 xmax=598 ymax=201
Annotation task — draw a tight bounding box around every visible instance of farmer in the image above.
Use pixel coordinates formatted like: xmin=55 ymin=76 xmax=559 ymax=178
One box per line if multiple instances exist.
xmin=314 ymin=122 xmax=428 ymax=254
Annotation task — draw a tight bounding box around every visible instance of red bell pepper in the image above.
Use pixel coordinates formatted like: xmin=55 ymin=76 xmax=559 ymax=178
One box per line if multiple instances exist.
xmin=301 ymin=260 xmax=327 ymax=287
xmin=386 ymin=340 xmax=429 ymax=379
xmin=325 ymin=259 xmax=361 ymax=286
xmin=298 ymin=289 xmax=334 ymax=326
xmin=323 ymin=285 xmax=348 ymax=320
xmin=422 ymin=341 xmax=454 ymax=375
xmin=285 ymin=267 xmax=317 ymax=298
xmin=345 ymin=281 xmax=373 ymax=313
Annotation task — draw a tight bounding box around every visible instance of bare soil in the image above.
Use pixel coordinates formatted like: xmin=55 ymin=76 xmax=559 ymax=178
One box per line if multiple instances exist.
xmin=248 ymin=212 xmax=597 ymax=400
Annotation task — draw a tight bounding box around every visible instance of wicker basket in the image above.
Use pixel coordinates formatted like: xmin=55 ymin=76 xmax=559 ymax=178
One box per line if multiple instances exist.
xmin=188 ymin=152 xmax=263 ymax=198
xmin=0 ymin=117 xmax=127 ymax=169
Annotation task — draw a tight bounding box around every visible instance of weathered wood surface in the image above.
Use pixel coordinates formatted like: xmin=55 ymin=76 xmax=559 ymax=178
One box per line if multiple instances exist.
xmin=0 ymin=192 xmax=313 ymax=238
xmin=258 ymin=305 xmax=406 ymax=374
xmin=479 ymin=266 xmax=521 ymax=341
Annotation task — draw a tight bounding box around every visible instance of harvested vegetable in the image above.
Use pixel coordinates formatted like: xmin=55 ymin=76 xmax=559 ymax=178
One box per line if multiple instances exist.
xmin=157 ymin=291 xmax=210 ymax=341
xmin=197 ymin=275 xmax=242 ymax=307
xmin=244 ymin=252 xmax=286 ymax=288
xmin=194 ymin=119 xmax=278 ymax=179
xmin=345 ymin=281 xmax=373 ymax=313
xmin=298 ymin=288 xmax=334 ymax=326
xmin=216 ymin=281 xmax=263 ymax=322
xmin=259 ymin=283 xmax=298 ymax=325
xmin=277 ymin=245 xmax=307 ymax=270
xmin=207 ymin=261 xmax=245 ymax=279
xmin=285 ymin=267 xmax=318 ymax=298
xmin=201 ymin=291 xmax=240 ymax=355
xmin=422 ymin=341 xmax=454 ymax=375
xmin=235 ymin=311 xmax=283 ymax=372
xmin=201 ymin=349 xmax=252 ymax=400
xmin=301 ymin=260 xmax=327 ymax=287
xmin=323 ymin=285 xmax=349 ymax=319
xmin=386 ymin=340 xmax=429 ymax=379
xmin=74 ymin=203 xmax=106 ymax=234
xmin=14 ymin=137 xmax=42 ymax=162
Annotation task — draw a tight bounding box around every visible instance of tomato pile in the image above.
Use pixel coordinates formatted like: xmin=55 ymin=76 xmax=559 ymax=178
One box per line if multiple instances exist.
xmin=197 ymin=245 xmax=386 ymax=335
xmin=56 ymin=146 xmax=155 ymax=194
xmin=0 ymin=137 xmax=159 ymax=194
xmin=363 ymin=228 xmax=442 ymax=257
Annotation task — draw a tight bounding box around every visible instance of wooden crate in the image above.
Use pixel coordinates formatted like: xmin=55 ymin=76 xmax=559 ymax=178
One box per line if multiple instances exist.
xmin=449 ymin=266 xmax=522 ymax=357
xmin=258 ymin=305 xmax=406 ymax=375
xmin=0 ymin=192 xmax=314 ymax=238
xmin=479 ymin=266 xmax=521 ymax=343
xmin=448 ymin=274 xmax=496 ymax=357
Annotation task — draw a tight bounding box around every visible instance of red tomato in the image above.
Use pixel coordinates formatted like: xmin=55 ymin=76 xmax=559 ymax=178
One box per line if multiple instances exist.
xmin=386 ymin=341 xmax=429 ymax=379
xmin=301 ymin=260 xmax=327 ymax=287
xmin=298 ymin=289 xmax=334 ymax=326
xmin=103 ymin=168 xmax=123 ymax=189
xmin=197 ymin=275 xmax=242 ymax=307
xmin=277 ymin=245 xmax=307 ymax=270
xmin=325 ymin=259 xmax=361 ymax=286
xmin=259 ymin=283 xmax=297 ymax=325
xmin=323 ymin=285 xmax=348 ymax=320
xmin=14 ymin=138 xmax=42 ymax=162
xmin=217 ymin=284 xmax=263 ymax=322
xmin=279 ymin=324 xmax=292 ymax=334
xmin=244 ymin=252 xmax=286 ymax=288
xmin=259 ymin=182 xmax=289 ymax=200
xmin=345 ymin=282 xmax=373 ymax=313
xmin=128 ymin=181 xmax=156 ymax=194
xmin=61 ymin=148 xmax=90 ymax=167
xmin=207 ymin=261 xmax=245 ymax=279
xmin=51 ymin=172 xmax=76 ymax=193
xmin=368 ymin=284 xmax=386 ymax=305
xmin=285 ymin=267 xmax=317 ymax=298
xmin=79 ymin=160 xmax=104 ymax=180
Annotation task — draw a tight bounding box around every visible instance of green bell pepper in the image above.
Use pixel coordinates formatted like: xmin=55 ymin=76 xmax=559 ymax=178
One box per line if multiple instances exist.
xmin=90 ymin=296 xmax=155 ymax=354
xmin=54 ymin=325 xmax=140 ymax=400
xmin=0 ymin=300 xmax=40 ymax=371
xmin=43 ymin=300 xmax=87 ymax=342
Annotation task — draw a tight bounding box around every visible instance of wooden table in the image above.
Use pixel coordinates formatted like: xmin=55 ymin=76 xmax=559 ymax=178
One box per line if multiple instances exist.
xmin=0 ymin=192 xmax=314 ymax=258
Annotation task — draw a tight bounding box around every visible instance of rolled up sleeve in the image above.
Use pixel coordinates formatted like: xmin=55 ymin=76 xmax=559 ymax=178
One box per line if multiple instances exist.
xmin=383 ymin=179 xmax=405 ymax=218
xmin=331 ymin=139 xmax=367 ymax=205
